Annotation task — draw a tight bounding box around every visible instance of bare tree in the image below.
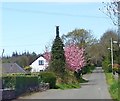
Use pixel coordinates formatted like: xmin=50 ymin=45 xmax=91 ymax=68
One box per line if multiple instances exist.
xmin=99 ymin=0 xmax=119 ymax=26
xmin=100 ymin=1 xmax=120 ymax=64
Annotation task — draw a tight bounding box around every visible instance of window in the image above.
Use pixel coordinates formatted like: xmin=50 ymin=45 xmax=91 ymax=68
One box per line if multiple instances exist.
xmin=39 ymin=60 xmax=44 ymax=65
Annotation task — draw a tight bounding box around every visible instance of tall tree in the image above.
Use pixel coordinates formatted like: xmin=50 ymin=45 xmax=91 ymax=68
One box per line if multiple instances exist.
xmin=50 ymin=26 xmax=66 ymax=78
xmin=100 ymin=1 xmax=120 ymax=74
xmin=62 ymin=28 xmax=97 ymax=66
xmin=62 ymin=28 xmax=95 ymax=47
xmin=100 ymin=30 xmax=118 ymax=60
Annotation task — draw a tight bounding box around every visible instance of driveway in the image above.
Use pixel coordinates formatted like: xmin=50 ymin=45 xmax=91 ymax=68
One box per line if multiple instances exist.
xmin=15 ymin=67 xmax=112 ymax=99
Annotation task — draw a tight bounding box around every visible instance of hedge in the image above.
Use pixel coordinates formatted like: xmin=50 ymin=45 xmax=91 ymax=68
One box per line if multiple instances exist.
xmin=30 ymin=72 xmax=56 ymax=88
xmin=39 ymin=72 xmax=56 ymax=89
xmin=2 ymin=72 xmax=56 ymax=95
xmin=15 ymin=75 xmax=38 ymax=96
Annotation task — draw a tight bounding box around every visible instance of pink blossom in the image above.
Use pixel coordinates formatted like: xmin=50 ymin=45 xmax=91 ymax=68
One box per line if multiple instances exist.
xmin=43 ymin=44 xmax=86 ymax=71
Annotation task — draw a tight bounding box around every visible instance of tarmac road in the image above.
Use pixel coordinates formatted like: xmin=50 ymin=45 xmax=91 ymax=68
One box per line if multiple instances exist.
xmin=16 ymin=67 xmax=112 ymax=99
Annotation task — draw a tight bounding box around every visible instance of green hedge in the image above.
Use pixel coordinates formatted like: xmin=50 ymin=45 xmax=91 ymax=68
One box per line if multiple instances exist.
xmin=102 ymin=59 xmax=112 ymax=73
xmin=2 ymin=72 xmax=56 ymax=94
xmin=2 ymin=75 xmax=16 ymax=89
xmin=38 ymin=72 xmax=56 ymax=89
xmin=29 ymin=72 xmax=56 ymax=89
xmin=15 ymin=75 xmax=38 ymax=96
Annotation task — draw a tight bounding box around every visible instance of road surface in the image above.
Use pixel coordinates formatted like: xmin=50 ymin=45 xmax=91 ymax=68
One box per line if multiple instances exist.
xmin=16 ymin=67 xmax=112 ymax=99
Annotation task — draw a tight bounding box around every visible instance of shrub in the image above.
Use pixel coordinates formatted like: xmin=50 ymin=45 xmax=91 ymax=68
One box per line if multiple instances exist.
xmin=39 ymin=72 xmax=56 ymax=89
xmin=113 ymin=64 xmax=120 ymax=74
xmin=82 ymin=65 xmax=95 ymax=74
xmin=102 ymin=59 xmax=112 ymax=73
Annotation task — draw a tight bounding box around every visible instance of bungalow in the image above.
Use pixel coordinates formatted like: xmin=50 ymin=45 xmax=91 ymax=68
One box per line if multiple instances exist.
xmin=30 ymin=55 xmax=49 ymax=72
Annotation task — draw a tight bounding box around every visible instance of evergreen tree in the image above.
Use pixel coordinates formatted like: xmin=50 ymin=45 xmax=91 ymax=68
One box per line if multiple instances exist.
xmin=50 ymin=26 xmax=66 ymax=78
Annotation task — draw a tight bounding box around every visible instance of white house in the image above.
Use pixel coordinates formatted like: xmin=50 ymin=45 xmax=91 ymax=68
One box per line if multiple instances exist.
xmin=30 ymin=56 xmax=49 ymax=72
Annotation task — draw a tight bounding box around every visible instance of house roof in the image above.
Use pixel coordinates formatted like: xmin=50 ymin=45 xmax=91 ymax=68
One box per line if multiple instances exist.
xmin=2 ymin=63 xmax=26 ymax=74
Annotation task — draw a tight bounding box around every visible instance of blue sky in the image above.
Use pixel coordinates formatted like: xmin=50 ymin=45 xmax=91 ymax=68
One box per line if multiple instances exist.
xmin=1 ymin=2 xmax=117 ymax=56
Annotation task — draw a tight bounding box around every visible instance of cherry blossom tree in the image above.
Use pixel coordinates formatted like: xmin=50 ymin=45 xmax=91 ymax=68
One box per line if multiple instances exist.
xmin=64 ymin=44 xmax=86 ymax=72
xmin=43 ymin=50 xmax=51 ymax=62
xmin=43 ymin=44 xmax=86 ymax=72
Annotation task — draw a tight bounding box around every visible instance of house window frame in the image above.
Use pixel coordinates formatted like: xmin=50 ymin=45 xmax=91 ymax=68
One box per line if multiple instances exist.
xmin=39 ymin=60 xmax=44 ymax=65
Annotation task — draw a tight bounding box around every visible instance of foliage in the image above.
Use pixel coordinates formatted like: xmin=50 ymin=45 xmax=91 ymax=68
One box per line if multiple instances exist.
xmin=24 ymin=66 xmax=32 ymax=72
xmin=62 ymin=28 xmax=95 ymax=47
xmin=105 ymin=73 xmax=119 ymax=101
xmin=2 ymin=51 xmax=38 ymax=68
xmin=65 ymin=44 xmax=86 ymax=71
xmin=38 ymin=72 xmax=56 ymax=89
xmin=82 ymin=64 xmax=95 ymax=74
xmin=56 ymin=83 xmax=80 ymax=90
xmin=15 ymin=75 xmax=38 ymax=96
xmin=2 ymin=75 xmax=16 ymax=89
xmin=50 ymin=26 xmax=66 ymax=78
xmin=2 ymin=72 xmax=57 ymax=95
xmin=102 ymin=58 xmax=112 ymax=73
xmin=62 ymin=28 xmax=98 ymax=66
xmin=44 ymin=43 xmax=86 ymax=72
xmin=113 ymin=64 xmax=120 ymax=74
xmin=100 ymin=30 xmax=118 ymax=61
xmin=86 ymin=43 xmax=103 ymax=66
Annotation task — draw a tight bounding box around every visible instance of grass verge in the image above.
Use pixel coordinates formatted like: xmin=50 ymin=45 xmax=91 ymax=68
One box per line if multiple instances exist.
xmin=56 ymin=83 xmax=80 ymax=90
xmin=105 ymin=73 xmax=119 ymax=101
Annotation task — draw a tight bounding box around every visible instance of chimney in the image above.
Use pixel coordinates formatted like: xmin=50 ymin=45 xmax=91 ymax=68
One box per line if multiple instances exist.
xmin=56 ymin=26 xmax=59 ymax=37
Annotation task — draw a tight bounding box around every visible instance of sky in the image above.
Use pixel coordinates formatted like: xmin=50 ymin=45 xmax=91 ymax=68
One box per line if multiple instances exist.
xmin=0 ymin=1 xmax=117 ymax=56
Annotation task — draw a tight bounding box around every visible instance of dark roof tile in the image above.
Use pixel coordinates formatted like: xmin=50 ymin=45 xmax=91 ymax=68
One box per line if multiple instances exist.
xmin=2 ymin=63 xmax=26 ymax=74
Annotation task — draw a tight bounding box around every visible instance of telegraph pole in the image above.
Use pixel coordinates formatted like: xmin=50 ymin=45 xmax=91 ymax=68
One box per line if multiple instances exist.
xmin=118 ymin=1 xmax=120 ymax=65
xmin=118 ymin=1 xmax=120 ymax=100
xmin=2 ymin=49 xmax=4 ymax=58
xmin=110 ymin=38 xmax=114 ymax=73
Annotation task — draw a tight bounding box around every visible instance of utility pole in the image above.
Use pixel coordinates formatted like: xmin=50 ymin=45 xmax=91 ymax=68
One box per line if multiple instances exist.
xmin=2 ymin=49 xmax=4 ymax=58
xmin=110 ymin=38 xmax=114 ymax=73
xmin=117 ymin=1 xmax=120 ymax=71
xmin=117 ymin=1 xmax=120 ymax=100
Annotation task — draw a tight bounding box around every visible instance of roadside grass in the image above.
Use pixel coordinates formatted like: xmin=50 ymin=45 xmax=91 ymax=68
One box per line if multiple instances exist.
xmin=55 ymin=76 xmax=88 ymax=90
xmin=79 ymin=76 xmax=89 ymax=83
xmin=105 ymin=73 xmax=119 ymax=101
xmin=56 ymin=83 xmax=80 ymax=90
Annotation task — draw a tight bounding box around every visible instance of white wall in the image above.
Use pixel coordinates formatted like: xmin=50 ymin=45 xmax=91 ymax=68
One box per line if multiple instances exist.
xmin=30 ymin=56 xmax=48 ymax=72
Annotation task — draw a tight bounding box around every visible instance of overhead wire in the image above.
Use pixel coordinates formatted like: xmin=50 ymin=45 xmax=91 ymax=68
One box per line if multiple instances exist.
xmin=0 ymin=7 xmax=108 ymax=19
xmin=1 ymin=6 xmax=109 ymax=48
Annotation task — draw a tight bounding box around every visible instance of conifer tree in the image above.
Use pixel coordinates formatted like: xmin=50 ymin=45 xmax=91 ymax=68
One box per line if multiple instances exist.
xmin=50 ymin=26 xmax=66 ymax=78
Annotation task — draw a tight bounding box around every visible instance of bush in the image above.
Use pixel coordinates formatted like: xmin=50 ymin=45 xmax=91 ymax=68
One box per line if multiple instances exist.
xmin=82 ymin=65 xmax=95 ymax=74
xmin=113 ymin=64 xmax=120 ymax=74
xmin=82 ymin=66 xmax=90 ymax=74
xmin=30 ymin=72 xmax=56 ymax=88
xmin=102 ymin=59 xmax=112 ymax=73
xmin=39 ymin=72 xmax=56 ymax=89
